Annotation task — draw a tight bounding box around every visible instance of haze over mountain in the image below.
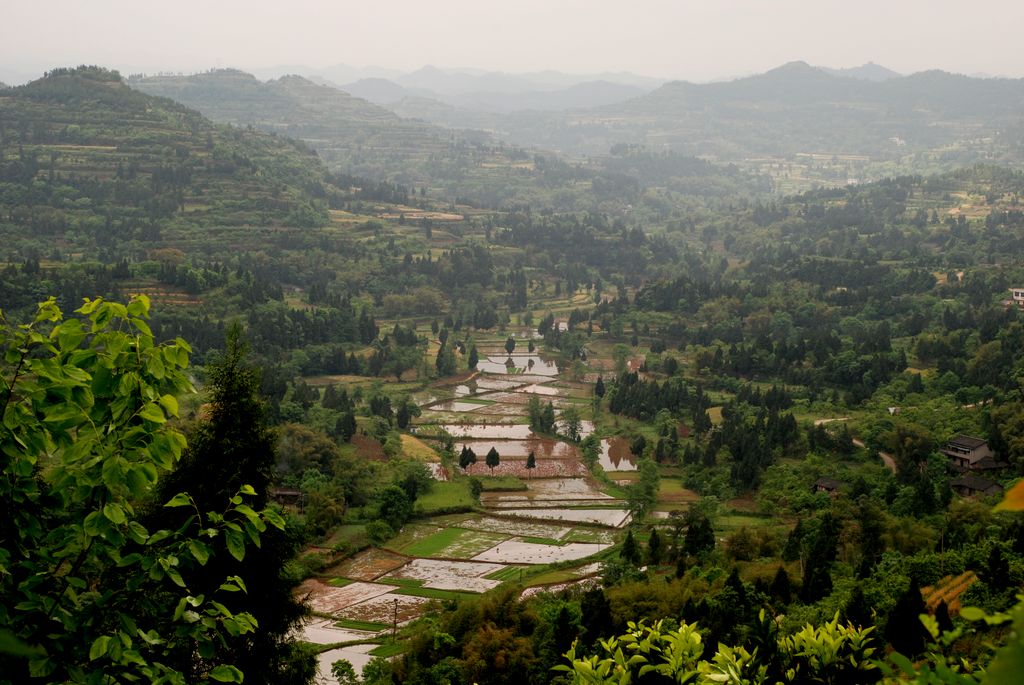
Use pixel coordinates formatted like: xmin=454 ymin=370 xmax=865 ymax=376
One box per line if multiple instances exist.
xmin=130 ymin=59 xmax=1024 ymax=193
xmin=129 ymin=69 xmax=488 ymax=185
xmin=819 ymin=61 xmax=902 ymax=81
xmin=342 ymin=76 xmax=649 ymax=112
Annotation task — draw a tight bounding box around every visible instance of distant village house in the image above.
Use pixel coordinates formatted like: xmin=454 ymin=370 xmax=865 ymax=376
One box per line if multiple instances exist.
xmin=950 ymin=475 xmax=1003 ymax=498
xmin=813 ymin=477 xmax=846 ymax=497
xmin=940 ymin=434 xmax=1007 ymax=473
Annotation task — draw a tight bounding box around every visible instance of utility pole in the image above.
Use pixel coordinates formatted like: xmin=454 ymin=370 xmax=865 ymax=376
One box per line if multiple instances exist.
xmin=392 ymin=597 xmax=399 ymax=643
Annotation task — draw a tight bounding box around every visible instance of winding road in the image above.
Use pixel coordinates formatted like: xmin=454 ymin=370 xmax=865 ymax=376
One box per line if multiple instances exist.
xmin=813 ymin=418 xmax=897 ymax=474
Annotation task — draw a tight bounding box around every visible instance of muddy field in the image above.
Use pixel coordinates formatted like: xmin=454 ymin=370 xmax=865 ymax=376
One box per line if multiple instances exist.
xmin=472 ymin=539 xmax=610 ymax=564
xmin=326 ymin=548 xmax=409 ymax=581
xmin=495 ymin=508 xmax=631 ymax=527
xmin=297 ymin=579 xmax=394 ymax=615
xmin=337 ymin=592 xmax=430 ymax=625
xmin=383 ymin=558 xmax=505 ymax=592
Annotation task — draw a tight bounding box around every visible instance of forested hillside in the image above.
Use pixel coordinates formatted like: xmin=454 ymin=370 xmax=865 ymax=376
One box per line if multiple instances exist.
xmin=386 ymin=62 xmax=1024 ymax=191
xmin=128 ymin=69 xmax=771 ymax=208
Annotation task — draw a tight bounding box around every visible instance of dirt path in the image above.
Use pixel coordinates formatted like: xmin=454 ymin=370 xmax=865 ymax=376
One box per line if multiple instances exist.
xmin=852 ymin=438 xmax=896 ymax=474
xmin=812 ymin=418 xmax=896 ymax=473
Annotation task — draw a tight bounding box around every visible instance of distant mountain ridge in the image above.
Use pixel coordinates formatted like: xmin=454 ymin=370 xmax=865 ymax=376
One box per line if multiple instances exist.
xmin=0 ymin=66 xmax=341 ymax=246
xmin=129 ymin=69 xmax=481 ymax=182
xmin=342 ymin=76 xmax=648 ymax=112
xmin=819 ymin=61 xmax=902 ymax=81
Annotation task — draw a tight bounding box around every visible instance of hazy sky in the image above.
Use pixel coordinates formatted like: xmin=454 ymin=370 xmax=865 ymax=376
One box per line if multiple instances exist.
xmin=3 ymin=0 xmax=1024 ymax=83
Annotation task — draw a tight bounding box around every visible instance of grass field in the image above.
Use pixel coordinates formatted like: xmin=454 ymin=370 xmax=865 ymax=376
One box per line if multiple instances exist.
xmin=334 ymin=618 xmax=390 ymax=632
xmin=519 ymin=536 xmax=562 ymax=546
xmin=479 ymin=475 xmax=528 ymax=491
xmin=369 ymin=643 xmax=406 ymax=657
xmin=393 ymin=586 xmax=479 ymax=601
xmin=414 ymin=480 xmax=476 ymax=514
xmin=400 ymin=527 xmax=463 ymax=556
xmin=400 ymin=434 xmax=439 ymax=461
xmin=485 ymin=565 xmax=528 ymax=581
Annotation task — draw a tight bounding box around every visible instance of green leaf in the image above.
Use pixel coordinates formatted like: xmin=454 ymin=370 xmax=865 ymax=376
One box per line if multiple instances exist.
xmin=126 ymin=295 xmax=150 ymax=318
xmin=888 ymin=652 xmax=915 ymax=676
xmin=188 ymin=540 xmax=210 ymax=566
xmin=158 ymin=394 xmax=179 ymax=417
xmin=166 ymin=566 xmax=186 ymax=588
xmin=225 ymin=529 xmax=245 ymax=562
xmin=164 ymin=493 xmax=192 ymax=508
xmin=209 ymin=665 xmax=243 ymax=682
xmin=89 ymin=636 xmax=110 ymax=660
xmin=126 ymin=467 xmax=149 ymax=498
xmin=959 ymin=606 xmax=985 ymax=622
xmin=131 ymin=318 xmax=153 ymax=338
xmin=103 ymin=502 xmax=126 ymax=525
xmin=238 ymin=484 xmax=256 ymax=496
xmin=138 ymin=403 xmax=166 ymax=424
xmin=0 ymin=629 xmax=45 ymax=658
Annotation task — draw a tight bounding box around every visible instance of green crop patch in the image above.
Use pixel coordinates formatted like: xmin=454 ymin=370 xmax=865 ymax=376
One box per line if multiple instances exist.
xmin=392 ymin=587 xmax=478 ymax=601
xmin=333 ymin=618 xmax=390 ymax=632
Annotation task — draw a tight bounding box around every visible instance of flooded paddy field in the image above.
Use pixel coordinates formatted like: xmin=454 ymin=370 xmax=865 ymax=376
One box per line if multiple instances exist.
xmin=484 ymin=498 xmax=617 ymax=509
xmin=427 ymin=400 xmax=492 ymax=413
xmin=472 ymin=539 xmax=610 ymax=564
xmin=326 ymin=548 xmax=408 ymax=581
xmin=598 ymin=437 xmax=637 ymax=472
xmin=476 ymin=353 xmax=559 ymax=376
xmin=337 ymin=592 xmax=431 ymax=625
xmin=436 ymin=423 xmax=534 ymax=439
xmin=495 ymin=508 xmax=631 ymax=527
xmin=437 ymin=513 xmax=572 ymax=540
xmin=298 ymin=579 xmax=395 ymax=615
xmin=456 ymin=438 xmax=581 ymax=459
xmin=383 ymin=558 xmax=505 ymax=592
xmin=463 ymin=459 xmax=588 ymax=478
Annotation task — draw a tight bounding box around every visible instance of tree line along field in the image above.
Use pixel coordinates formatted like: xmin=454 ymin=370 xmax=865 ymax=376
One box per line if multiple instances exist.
xmin=3 ymin=66 xmax=1024 ymax=685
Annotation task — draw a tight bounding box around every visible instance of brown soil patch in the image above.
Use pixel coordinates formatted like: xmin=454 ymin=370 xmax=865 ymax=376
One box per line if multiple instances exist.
xmin=324 ymin=548 xmax=409 ymax=581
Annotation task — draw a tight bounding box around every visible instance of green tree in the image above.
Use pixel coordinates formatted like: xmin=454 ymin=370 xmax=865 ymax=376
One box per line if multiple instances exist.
xmin=331 ymin=659 xmax=359 ymax=685
xmin=468 ymin=345 xmax=479 ymax=370
xmin=684 ymin=510 xmax=716 ymax=557
xmin=435 ymin=343 xmax=456 ymax=377
xmin=505 ymin=336 xmax=516 ymax=355
xmin=150 ymin=328 xmax=313 ymax=684
xmin=377 ymin=485 xmax=412 ymax=531
xmin=486 ymin=446 xmax=501 ymax=474
xmin=526 ymin=451 xmax=536 ymax=478
xmin=459 ymin=445 xmax=477 ymax=472
xmin=620 ymin=529 xmax=642 ymax=566
xmin=647 ymin=528 xmax=663 ymax=565
xmin=884 ymin=422 xmax=935 ymax=483
xmin=560 ymin=406 xmax=583 ymax=442
xmin=885 ymin=578 xmax=929 ymax=657
xmin=0 ymin=296 xmax=283 ymax=684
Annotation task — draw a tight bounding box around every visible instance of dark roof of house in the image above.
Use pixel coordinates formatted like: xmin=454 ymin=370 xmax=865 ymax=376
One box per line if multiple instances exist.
xmin=972 ymin=457 xmax=1010 ymax=471
xmin=814 ymin=477 xmax=846 ymax=490
xmin=946 ymin=435 xmax=988 ymax=450
xmin=269 ymin=487 xmax=302 ymax=496
xmin=950 ymin=475 xmax=1002 ymax=493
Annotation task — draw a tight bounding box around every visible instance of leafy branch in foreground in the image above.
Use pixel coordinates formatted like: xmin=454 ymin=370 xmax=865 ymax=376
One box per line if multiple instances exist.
xmin=0 ymin=296 xmax=283 ymax=684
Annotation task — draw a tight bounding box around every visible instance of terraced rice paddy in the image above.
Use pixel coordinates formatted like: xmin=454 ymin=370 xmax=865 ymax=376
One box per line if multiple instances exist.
xmin=337 ymin=592 xmax=430 ymax=625
xmin=383 ymin=558 xmax=505 ymax=592
xmin=327 ymin=548 xmax=408 ymax=581
xmin=298 ymin=579 xmax=394 ymax=615
xmin=496 ymin=508 xmax=631 ymax=527
xmin=304 ymin=331 xmax=631 ymax=645
xmin=472 ymin=539 xmax=610 ymax=564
